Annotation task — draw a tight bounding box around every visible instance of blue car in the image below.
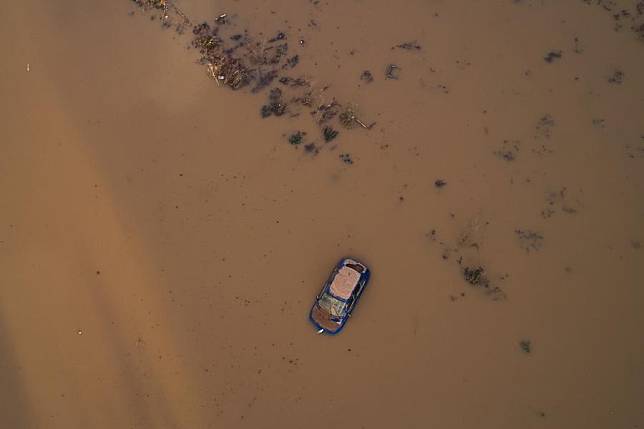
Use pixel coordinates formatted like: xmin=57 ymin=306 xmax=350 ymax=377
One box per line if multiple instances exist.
xmin=309 ymin=258 xmax=370 ymax=335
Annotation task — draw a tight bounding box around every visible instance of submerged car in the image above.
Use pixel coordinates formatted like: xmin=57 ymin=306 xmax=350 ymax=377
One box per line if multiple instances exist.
xmin=309 ymin=258 xmax=370 ymax=335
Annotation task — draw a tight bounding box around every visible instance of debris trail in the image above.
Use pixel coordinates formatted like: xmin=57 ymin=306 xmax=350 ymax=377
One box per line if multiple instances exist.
xmin=130 ymin=0 xmax=375 ymax=152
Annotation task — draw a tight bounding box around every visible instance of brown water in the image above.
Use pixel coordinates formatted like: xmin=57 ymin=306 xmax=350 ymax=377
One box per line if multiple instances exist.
xmin=1 ymin=1 xmax=643 ymax=428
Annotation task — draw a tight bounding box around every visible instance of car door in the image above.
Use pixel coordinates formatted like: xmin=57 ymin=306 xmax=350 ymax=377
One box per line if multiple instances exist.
xmin=350 ymin=278 xmax=368 ymax=312
xmin=346 ymin=288 xmax=359 ymax=315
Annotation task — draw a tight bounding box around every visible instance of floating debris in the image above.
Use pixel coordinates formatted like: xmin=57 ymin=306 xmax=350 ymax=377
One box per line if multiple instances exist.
xmin=323 ymin=126 xmax=339 ymax=142
xmin=429 ymin=221 xmax=507 ymax=301
xmin=288 ymin=131 xmax=305 ymax=145
xmin=338 ymin=108 xmax=356 ymax=129
xmin=317 ymin=101 xmax=340 ymax=124
xmin=269 ymin=87 xmax=284 ymax=103
xmin=131 ymin=0 xmax=374 ymax=157
xmin=634 ymin=23 xmax=644 ymax=40
xmin=393 ymin=41 xmax=421 ymax=50
xmin=495 ymin=140 xmax=520 ymax=161
xmin=519 ymin=339 xmax=532 ymax=354
xmin=463 ymin=266 xmax=489 ymax=287
xmin=215 ymin=13 xmax=229 ymax=25
xmin=339 ymin=153 xmax=354 ymax=164
xmin=360 ymin=70 xmax=374 ymax=83
xmin=385 ymin=64 xmax=400 ymax=80
xmin=338 ymin=105 xmax=375 ymax=129
xmin=515 ymin=229 xmax=544 ymax=252
xmin=133 ymin=0 xmax=192 ymax=31
xmin=592 ymin=118 xmax=606 ymax=128
xmin=304 ymin=143 xmax=319 ymax=154
xmin=434 ymin=179 xmax=447 ymax=188
xmin=582 ymin=0 xmax=644 ymax=41
xmin=260 ymin=105 xmax=272 ymax=118
xmin=251 ymin=70 xmax=279 ymax=93
xmin=608 ymin=69 xmax=624 ymax=84
xmin=535 ymin=114 xmax=555 ymax=139
xmin=278 ymin=76 xmax=309 ymax=87
xmin=573 ymin=36 xmax=584 ymax=53
xmin=544 ymin=50 xmax=563 ymax=63
xmin=268 ymin=31 xmax=286 ymax=42
xmin=462 ymin=265 xmax=505 ymax=299
xmin=260 ymin=88 xmax=287 ymax=117
xmin=625 ymin=136 xmax=644 ymax=159
xmin=285 ymin=55 xmax=299 ymax=68
xmin=541 ymin=187 xmax=581 ymax=218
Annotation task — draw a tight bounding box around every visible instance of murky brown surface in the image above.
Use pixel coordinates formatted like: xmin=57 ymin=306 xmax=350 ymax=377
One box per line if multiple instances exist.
xmin=1 ymin=1 xmax=643 ymax=428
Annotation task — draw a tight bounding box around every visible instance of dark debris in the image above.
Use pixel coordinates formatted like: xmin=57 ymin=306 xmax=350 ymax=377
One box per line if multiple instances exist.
xmin=536 ymin=114 xmax=555 ymax=139
xmin=385 ymin=64 xmax=400 ymax=80
xmin=323 ymin=126 xmax=339 ymax=142
xmin=133 ymin=0 xmax=374 ymax=160
xmin=608 ymin=69 xmax=624 ymax=84
xmin=285 ymin=55 xmax=300 ymax=69
xmin=304 ymin=143 xmax=319 ymax=154
xmin=268 ymin=31 xmax=286 ymax=42
xmin=288 ymin=131 xmax=305 ymax=145
xmin=519 ymin=340 xmax=532 ymax=354
xmin=393 ymin=41 xmax=421 ymax=50
xmin=339 ymin=153 xmax=353 ymax=164
xmin=515 ymin=229 xmax=544 ymax=252
xmin=544 ymin=50 xmax=563 ymax=63
xmin=463 ymin=266 xmax=490 ymax=288
xmin=261 ymin=88 xmax=287 ymax=117
xmin=360 ymin=70 xmax=374 ymax=83
xmin=495 ymin=140 xmax=520 ymax=161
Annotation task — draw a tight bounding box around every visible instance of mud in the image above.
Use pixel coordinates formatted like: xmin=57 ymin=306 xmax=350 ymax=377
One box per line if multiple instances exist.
xmin=1 ymin=0 xmax=643 ymax=428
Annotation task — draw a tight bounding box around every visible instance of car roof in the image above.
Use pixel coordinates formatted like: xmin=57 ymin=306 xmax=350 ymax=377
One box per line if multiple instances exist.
xmin=329 ymin=265 xmax=361 ymax=299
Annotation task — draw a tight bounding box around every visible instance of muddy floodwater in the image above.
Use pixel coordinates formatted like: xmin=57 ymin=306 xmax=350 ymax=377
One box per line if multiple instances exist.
xmin=1 ymin=0 xmax=643 ymax=428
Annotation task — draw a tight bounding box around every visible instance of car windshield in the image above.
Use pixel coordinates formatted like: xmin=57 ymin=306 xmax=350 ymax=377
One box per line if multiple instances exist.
xmin=317 ymin=293 xmax=348 ymax=318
